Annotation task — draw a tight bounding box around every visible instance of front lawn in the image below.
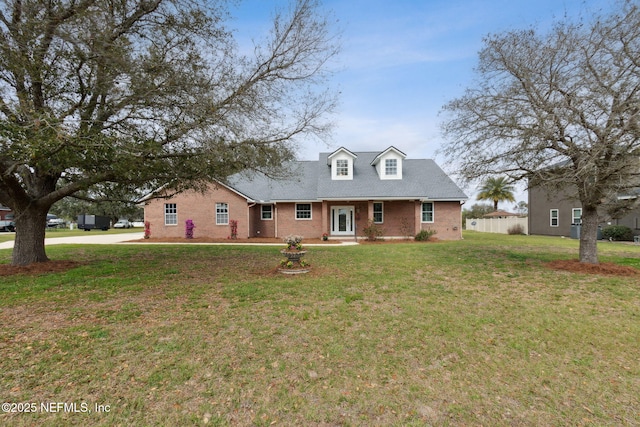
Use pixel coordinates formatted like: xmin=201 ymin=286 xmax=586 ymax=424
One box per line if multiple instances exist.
xmin=0 ymin=232 xmax=639 ymax=426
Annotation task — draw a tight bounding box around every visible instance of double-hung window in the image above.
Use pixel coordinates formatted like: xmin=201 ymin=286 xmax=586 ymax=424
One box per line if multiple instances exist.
xmin=550 ymin=209 xmax=559 ymax=227
xmin=216 ymin=203 xmax=229 ymax=225
xmin=373 ymin=202 xmax=383 ymax=223
xmin=164 ymin=203 xmax=177 ymax=225
xmin=261 ymin=205 xmax=273 ymax=220
xmin=421 ymin=202 xmax=434 ymax=223
xmin=296 ymin=203 xmax=312 ymax=219
xmin=572 ymin=208 xmax=582 ymax=225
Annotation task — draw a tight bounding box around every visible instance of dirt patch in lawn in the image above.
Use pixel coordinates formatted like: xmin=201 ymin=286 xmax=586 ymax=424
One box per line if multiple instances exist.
xmin=546 ymin=259 xmax=640 ymax=276
xmin=0 ymin=260 xmax=84 ymax=277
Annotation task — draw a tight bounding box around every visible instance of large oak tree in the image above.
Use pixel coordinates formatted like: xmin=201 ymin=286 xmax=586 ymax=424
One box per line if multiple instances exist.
xmin=0 ymin=0 xmax=338 ymax=266
xmin=441 ymin=0 xmax=640 ymax=264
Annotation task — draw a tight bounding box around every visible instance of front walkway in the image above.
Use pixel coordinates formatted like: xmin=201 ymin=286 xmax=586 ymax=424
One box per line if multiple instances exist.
xmin=0 ymin=232 xmax=358 ymax=250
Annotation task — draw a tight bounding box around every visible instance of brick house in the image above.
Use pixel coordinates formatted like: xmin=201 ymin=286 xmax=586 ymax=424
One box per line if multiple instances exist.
xmin=143 ymin=147 xmax=468 ymax=240
xmin=0 ymin=204 xmax=13 ymax=221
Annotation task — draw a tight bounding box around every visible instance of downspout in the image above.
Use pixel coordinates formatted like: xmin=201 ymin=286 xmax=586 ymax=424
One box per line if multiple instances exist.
xmin=247 ymin=203 xmax=256 ymax=238
xmin=274 ymin=202 xmax=278 ymax=238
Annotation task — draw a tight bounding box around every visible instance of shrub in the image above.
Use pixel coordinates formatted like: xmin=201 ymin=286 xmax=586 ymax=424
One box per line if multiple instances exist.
xmin=399 ymin=217 xmax=413 ymax=239
xmin=185 ymin=219 xmax=195 ymax=239
xmin=507 ymin=224 xmax=525 ymax=235
xmin=229 ymin=219 xmax=238 ymax=239
xmin=415 ymin=229 xmax=436 ymax=241
xmin=601 ymin=225 xmax=633 ymax=241
xmin=362 ymin=220 xmax=384 ymax=241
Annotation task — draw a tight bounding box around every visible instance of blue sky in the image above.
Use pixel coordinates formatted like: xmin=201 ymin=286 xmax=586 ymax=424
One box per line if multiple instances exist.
xmin=230 ymin=0 xmax=619 ymax=203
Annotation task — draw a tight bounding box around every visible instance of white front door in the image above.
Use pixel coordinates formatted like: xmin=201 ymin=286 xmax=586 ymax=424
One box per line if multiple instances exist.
xmin=331 ymin=206 xmax=354 ymax=235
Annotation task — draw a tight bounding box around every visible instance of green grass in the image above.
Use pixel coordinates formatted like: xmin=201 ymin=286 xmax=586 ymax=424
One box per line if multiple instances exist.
xmin=0 ymin=231 xmax=639 ymax=426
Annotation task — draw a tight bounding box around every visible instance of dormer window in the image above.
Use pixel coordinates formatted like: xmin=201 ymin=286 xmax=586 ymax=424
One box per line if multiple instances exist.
xmin=385 ymin=159 xmax=397 ymax=176
xmin=328 ymin=147 xmax=357 ymax=180
xmin=371 ymin=146 xmax=406 ymax=180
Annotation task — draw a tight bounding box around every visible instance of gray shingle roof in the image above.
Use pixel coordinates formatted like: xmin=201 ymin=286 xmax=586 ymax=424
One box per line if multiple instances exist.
xmin=227 ymin=151 xmax=467 ymax=202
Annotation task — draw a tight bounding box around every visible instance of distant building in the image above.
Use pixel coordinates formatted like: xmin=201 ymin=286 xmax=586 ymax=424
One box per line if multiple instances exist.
xmin=483 ymin=210 xmax=520 ymax=219
xmin=0 ymin=204 xmax=13 ymax=221
xmin=528 ymin=182 xmax=640 ymax=237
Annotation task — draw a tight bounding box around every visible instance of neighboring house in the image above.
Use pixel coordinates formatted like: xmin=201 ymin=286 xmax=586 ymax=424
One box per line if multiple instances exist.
xmin=0 ymin=204 xmax=13 ymax=221
xmin=143 ymin=147 xmax=468 ymax=240
xmin=482 ymin=210 xmax=520 ymax=219
xmin=528 ymin=183 xmax=640 ymax=237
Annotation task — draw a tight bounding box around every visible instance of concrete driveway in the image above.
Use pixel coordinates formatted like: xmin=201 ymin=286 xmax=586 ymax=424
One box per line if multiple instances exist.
xmin=0 ymin=232 xmax=144 ymax=250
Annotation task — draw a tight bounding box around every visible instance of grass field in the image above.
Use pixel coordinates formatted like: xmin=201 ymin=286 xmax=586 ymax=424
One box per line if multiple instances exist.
xmin=1 ymin=232 xmax=639 ymax=426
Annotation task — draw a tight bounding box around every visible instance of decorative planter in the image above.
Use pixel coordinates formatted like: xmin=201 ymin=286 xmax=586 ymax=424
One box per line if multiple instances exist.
xmin=278 ymin=267 xmax=311 ymax=275
xmin=280 ymin=249 xmax=307 ymax=262
xmin=279 ymin=249 xmax=310 ymax=274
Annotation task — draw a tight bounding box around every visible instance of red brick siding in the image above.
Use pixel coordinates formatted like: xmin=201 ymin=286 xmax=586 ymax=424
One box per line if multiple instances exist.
xmin=275 ymin=203 xmax=323 ymax=238
xmin=144 ymin=186 xmax=463 ymax=240
xmin=251 ymin=205 xmax=276 ymax=238
xmin=144 ymin=184 xmax=249 ymax=239
xmin=419 ymin=201 xmax=462 ymax=240
xmin=370 ymin=201 xmax=415 ymax=236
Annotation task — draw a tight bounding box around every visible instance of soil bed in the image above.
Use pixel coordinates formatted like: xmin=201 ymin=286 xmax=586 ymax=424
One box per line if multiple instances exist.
xmin=0 ymin=260 xmax=84 ymax=277
xmin=545 ymin=259 xmax=640 ymax=276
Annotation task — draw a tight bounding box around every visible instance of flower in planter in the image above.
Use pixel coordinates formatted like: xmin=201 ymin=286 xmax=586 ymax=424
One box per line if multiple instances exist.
xmin=322 ymin=233 xmax=328 ymax=241
xmin=280 ymin=259 xmax=294 ymax=268
xmin=283 ymin=234 xmax=304 ymax=251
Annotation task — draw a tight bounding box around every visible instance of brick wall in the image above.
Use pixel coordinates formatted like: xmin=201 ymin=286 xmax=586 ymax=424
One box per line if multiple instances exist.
xmin=420 ymin=201 xmax=463 ymax=240
xmin=143 ymin=185 xmax=463 ymax=240
xmin=143 ymin=184 xmax=249 ymax=239
xmin=250 ymin=205 xmax=276 ymax=238
xmin=374 ymin=201 xmax=415 ymax=237
xmin=275 ymin=203 xmax=323 ymax=238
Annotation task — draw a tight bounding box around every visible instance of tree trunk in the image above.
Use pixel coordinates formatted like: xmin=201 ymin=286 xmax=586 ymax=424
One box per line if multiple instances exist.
xmin=579 ymin=206 xmax=599 ymax=264
xmin=12 ymin=207 xmax=49 ymax=266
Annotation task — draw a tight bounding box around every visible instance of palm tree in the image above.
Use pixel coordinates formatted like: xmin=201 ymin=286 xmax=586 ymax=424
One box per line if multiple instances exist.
xmin=477 ymin=177 xmax=516 ymax=210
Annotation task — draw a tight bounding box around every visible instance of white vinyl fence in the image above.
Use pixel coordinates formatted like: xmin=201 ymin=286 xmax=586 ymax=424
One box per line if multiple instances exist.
xmin=465 ymin=217 xmax=528 ymax=235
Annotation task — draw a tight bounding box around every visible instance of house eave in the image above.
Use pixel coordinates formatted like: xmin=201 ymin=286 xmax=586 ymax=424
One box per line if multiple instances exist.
xmin=268 ymin=196 xmax=468 ymax=202
xmin=138 ymin=179 xmax=256 ymax=203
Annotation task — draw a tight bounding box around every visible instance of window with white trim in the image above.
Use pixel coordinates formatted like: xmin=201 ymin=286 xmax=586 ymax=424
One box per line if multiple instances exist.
xmin=385 ymin=158 xmax=397 ymax=176
xmin=336 ymin=159 xmax=349 ymax=176
xmin=373 ymin=202 xmax=383 ymax=223
xmin=216 ymin=203 xmax=229 ymax=225
xmin=550 ymin=209 xmax=559 ymax=227
xmin=164 ymin=203 xmax=177 ymax=225
xmin=572 ymin=208 xmax=582 ymax=225
xmin=261 ymin=205 xmax=272 ymax=220
xmin=421 ymin=202 xmax=434 ymax=223
xmin=296 ymin=203 xmax=312 ymax=219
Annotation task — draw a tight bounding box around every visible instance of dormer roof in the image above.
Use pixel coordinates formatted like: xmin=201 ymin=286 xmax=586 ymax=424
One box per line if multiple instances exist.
xmin=327 ymin=147 xmax=357 ymax=165
xmin=370 ymin=146 xmax=407 ymax=166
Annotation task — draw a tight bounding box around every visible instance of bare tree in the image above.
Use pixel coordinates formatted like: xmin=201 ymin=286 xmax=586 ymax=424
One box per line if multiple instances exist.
xmin=0 ymin=0 xmax=339 ymax=266
xmin=441 ymin=0 xmax=640 ymax=264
